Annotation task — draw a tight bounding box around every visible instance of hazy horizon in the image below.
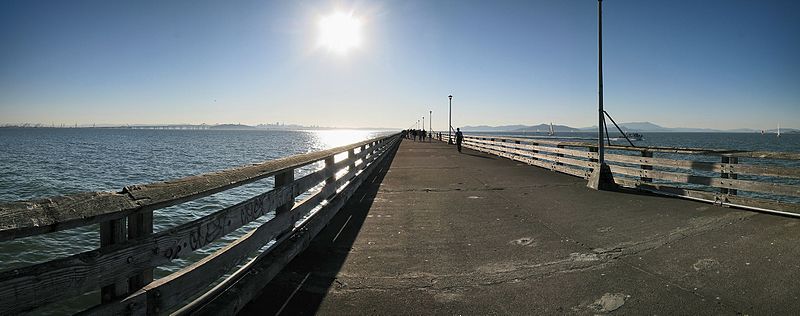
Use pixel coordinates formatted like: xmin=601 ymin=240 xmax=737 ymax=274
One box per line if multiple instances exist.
xmin=3 ymin=120 xmax=798 ymax=132
xmin=2 ymin=1 xmax=798 ymax=130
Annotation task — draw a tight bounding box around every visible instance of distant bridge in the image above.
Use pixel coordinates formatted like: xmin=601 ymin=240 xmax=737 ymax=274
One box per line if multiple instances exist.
xmin=125 ymin=124 xmax=211 ymax=130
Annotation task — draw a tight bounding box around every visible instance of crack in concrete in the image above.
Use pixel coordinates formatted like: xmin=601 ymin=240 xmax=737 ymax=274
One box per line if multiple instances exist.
xmin=379 ymin=183 xmax=573 ymax=193
xmin=379 ymin=187 xmax=503 ymax=193
xmin=327 ymin=252 xmax=612 ymax=293
xmin=592 ymin=211 xmax=756 ymax=260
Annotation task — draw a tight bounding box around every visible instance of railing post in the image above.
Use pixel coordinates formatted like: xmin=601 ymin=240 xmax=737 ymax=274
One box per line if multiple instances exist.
xmin=589 ymin=146 xmax=598 ymax=173
xmin=100 ymin=218 xmax=128 ymax=302
xmin=556 ymin=144 xmax=565 ymax=167
xmin=721 ymin=156 xmax=738 ymax=195
xmin=641 ymin=150 xmax=653 ymax=183
xmin=275 ymin=168 xmax=295 ymax=237
xmin=348 ymin=148 xmax=356 ymax=173
xmin=324 ymin=155 xmax=336 ymax=195
xmin=532 ymin=142 xmax=539 ymax=161
xmin=127 ymin=210 xmax=153 ymax=291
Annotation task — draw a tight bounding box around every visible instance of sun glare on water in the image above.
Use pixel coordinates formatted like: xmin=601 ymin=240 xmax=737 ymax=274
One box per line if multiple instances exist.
xmin=313 ymin=130 xmax=373 ymax=150
xmin=318 ymin=12 xmax=362 ymax=55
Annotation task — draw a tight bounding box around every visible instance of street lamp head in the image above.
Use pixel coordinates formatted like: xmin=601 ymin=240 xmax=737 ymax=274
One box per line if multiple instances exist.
xmin=448 ymin=95 xmax=453 ymax=100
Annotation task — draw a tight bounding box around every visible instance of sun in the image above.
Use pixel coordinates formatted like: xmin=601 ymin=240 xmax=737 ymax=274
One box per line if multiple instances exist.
xmin=318 ymin=12 xmax=362 ymax=54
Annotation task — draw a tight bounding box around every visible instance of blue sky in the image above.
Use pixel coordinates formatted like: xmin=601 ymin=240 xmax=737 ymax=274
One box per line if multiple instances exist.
xmin=1 ymin=0 xmax=798 ymax=130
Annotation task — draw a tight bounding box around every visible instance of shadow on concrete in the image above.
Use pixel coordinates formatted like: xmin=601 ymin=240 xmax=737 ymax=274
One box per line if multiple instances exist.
xmin=462 ymin=152 xmax=496 ymax=160
xmin=238 ymin=143 xmax=399 ymax=316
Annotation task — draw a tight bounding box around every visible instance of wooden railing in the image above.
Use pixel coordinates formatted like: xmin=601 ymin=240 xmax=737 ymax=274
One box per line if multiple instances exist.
xmin=0 ymin=133 xmax=401 ymax=315
xmin=440 ymin=134 xmax=800 ymax=216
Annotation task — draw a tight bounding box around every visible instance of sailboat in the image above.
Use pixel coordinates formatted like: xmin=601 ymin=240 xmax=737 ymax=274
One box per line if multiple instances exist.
xmin=547 ymin=122 xmax=555 ymax=136
xmin=777 ymin=124 xmax=781 ymax=138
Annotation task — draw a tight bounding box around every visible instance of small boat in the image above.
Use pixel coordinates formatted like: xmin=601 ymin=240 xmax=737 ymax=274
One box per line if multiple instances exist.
xmin=547 ymin=122 xmax=555 ymax=136
xmin=625 ymin=132 xmax=644 ymax=141
xmin=777 ymin=124 xmax=781 ymax=138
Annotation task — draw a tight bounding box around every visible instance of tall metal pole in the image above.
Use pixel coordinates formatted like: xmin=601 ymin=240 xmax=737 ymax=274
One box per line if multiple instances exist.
xmin=597 ymin=0 xmax=605 ymax=164
xmin=448 ymin=95 xmax=453 ymax=144
xmin=429 ymin=110 xmax=432 ymax=131
xmin=422 ymin=116 xmax=425 ymax=132
xmin=587 ymin=0 xmax=616 ymax=191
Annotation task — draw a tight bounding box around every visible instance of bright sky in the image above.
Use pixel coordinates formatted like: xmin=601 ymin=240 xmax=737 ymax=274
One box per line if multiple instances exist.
xmin=1 ymin=0 xmax=798 ymax=130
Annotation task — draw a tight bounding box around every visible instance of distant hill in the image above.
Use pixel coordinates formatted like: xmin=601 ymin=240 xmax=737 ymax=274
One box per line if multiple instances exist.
xmin=579 ymin=122 xmax=777 ymax=133
xmin=209 ymin=124 xmax=257 ymax=130
xmin=462 ymin=122 xmax=798 ymax=133
xmin=617 ymin=122 xmax=670 ymax=132
xmin=510 ymin=124 xmax=579 ymax=133
xmin=459 ymin=125 xmax=529 ymax=132
xmin=579 ymin=122 xmax=678 ymax=132
xmin=461 ymin=123 xmax=578 ymax=132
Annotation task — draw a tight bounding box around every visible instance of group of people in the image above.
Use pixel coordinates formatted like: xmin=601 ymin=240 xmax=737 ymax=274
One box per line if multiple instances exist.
xmin=403 ymin=129 xmax=430 ymax=142
xmin=402 ymin=128 xmax=464 ymax=153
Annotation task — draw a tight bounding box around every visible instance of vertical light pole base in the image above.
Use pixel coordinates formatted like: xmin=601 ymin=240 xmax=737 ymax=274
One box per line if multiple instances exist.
xmin=587 ymin=162 xmax=618 ymax=191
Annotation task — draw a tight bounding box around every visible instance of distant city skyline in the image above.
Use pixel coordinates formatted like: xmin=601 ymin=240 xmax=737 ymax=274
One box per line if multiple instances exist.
xmin=1 ymin=0 xmax=798 ymax=130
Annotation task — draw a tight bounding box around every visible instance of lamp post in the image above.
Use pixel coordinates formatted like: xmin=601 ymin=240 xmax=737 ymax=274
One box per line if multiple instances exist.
xmin=597 ymin=0 xmax=605 ymax=165
xmin=587 ymin=0 xmax=616 ymax=190
xmin=448 ymin=95 xmax=453 ymax=144
xmin=422 ymin=116 xmax=425 ymax=133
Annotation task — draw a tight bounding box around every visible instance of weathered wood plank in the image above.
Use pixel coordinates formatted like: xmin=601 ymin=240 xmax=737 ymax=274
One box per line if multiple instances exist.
xmin=608 ymin=164 xmax=800 ymax=197
xmin=127 ymin=210 xmax=154 ymax=292
xmin=0 ymin=192 xmax=138 ymax=241
xmin=0 ymin=144 xmax=379 ymax=315
xmin=525 ymin=157 xmax=591 ymax=179
xmin=466 ymin=138 xmax=597 ymax=159
xmin=464 ymin=143 xmax=591 ymax=179
xmin=176 ymin=137 xmax=396 ymax=315
xmin=191 ymin=135 xmax=398 ymax=316
xmin=614 ymin=178 xmax=800 ymax=215
xmin=466 ymin=135 xmax=799 ymax=197
xmin=464 ymin=134 xmax=800 ymax=160
xmin=100 ymin=218 xmax=128 ymax=302
xmin=641 ymin=151 xmax=653 ymax=183
xmin=466 ymin=136 xmax=564 ymax=147
xmin=0 ymin=134 xmax=399 ymax=241
xmin=79 ymin=135 xmax=398 ymax=315
xmin=464 ymin=140 xmax=596 ymax=169
xmin=495 ymin=146 xmax=594 ymax=169
xmin=605 ymin=153 xmax=800 ymax=179
xmin=606 ymin=144 xmax=800 ymax=160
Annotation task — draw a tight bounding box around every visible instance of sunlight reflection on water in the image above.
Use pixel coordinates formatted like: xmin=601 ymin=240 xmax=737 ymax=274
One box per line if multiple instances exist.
xmin=312 ymin=129 xmax=376 ymax=149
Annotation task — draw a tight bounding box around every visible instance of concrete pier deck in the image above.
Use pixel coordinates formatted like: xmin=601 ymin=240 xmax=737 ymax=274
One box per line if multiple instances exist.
xmin=242 ymin=139 xmax=800 ymax=315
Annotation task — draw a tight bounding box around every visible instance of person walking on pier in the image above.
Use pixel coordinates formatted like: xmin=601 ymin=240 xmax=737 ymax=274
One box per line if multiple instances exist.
xmin=455 ymin=128 xmax=463 ymax=153
xmin=420 ymin=129 xmax=426 ymax=142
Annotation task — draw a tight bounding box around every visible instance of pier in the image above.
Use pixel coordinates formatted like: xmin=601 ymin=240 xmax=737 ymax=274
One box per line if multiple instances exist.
xmin=243 ymin=138 xmax=800 ymax=315
xmin=1 ymin=133 xmax=799 ymax=315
